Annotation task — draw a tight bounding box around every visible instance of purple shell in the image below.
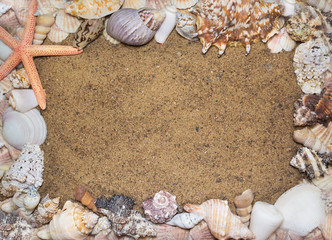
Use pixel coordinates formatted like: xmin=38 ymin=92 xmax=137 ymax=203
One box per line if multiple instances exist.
xmin=142 ymin=191 xmax=178 ymax=224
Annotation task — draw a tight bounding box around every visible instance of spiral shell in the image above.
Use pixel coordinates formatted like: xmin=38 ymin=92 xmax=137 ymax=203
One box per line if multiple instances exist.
xmin=142 ymin=190 xmax=178 ymax=224
xmin=106 ymin=8 xmax=165 ymax=46
xmin=91 ymin=216 xmax=111 ymax=235
xmin=33 ymin=14 xmax=55 ymax=45
xmin=234 ymin=189 xmax=254 ymax=226
xmin=176 ymin=9 xmax=198 ymax=41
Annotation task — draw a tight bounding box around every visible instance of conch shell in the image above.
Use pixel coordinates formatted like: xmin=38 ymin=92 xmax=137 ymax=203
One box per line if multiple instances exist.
xmin=184 ymin=199 xmax=255 ymax=240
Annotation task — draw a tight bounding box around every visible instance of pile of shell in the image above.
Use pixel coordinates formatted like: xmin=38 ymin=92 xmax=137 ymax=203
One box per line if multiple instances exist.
xmin=0 ymin=0 xmax=332 ymax=239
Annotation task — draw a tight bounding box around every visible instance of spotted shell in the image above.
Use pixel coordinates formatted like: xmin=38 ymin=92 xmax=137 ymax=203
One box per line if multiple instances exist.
xmin=267 ymin=27 xmax=296 ymax=53
xmin=191 ymin=0 xmax=282 ymax=56
xmin=65 ymin=0 xmax=124 ymax=19
xmin=73 ymin=18 xmax=105 ymax=50
xmin=142 ymin=190 xmax=178 ymax=224
xmin=105 ymin=8 xmax=166 ymax=46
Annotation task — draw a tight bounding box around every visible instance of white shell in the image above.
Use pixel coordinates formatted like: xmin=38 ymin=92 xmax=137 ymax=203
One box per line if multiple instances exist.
xmin=0 ymin=2 xmax=10 ymax=16
xmin=166 ymin=212 xmax=203 ymax=229
xmin=55 ymin=10 xmax=82 ymax=33
xmin=249 ymin=201 xmax=283 ymax=240
xmin=2 ymin=108 xmax=47 ymax=150
xmin=47 ymin=23 xmax=69 ymax=43
xmin=274 ymin=183 xmax=326 ymax=236
xmin=279 ymin=0 xmax=296 ymax=16
xmin=175 ymin=10 xmax=197 ymax=41
xmin=154 ymin=5 xmax=177 ymax=44
xmin=0 ymin=39 xmax=13 ymax=62
xmin=9 ymin=89 xmax=38 ymax=113
xmin=91 ymin=216 xmax=111 ymax=235
xmin=0 ymin=198 xmax=18 ymax=213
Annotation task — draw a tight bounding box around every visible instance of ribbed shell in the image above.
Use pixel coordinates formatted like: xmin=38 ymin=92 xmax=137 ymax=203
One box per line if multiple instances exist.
xmin=233 ymin=189 xmax=254 ymax=226
xmin=47 ymin=23 xmax=69 ymax=43
xmin=33 ymin=14 xmax=56 ymax=45
xmin=312 ymin=166 xmax=332 ymax=191
xmin=304 ymin=0 xmax=332 ymax=12
xmin=321 ymin=213 xmax=332 ymax=240
xmin=106 ymin=8 xmax=165 ymax=46
xmin=154 ymin=224 xmax=190 ymax=239
xmin=184 ymin=199 xmax=255 ymax=240
xmin=267 ymin=27 xmax=296 ymax=53
xmin=189 ymin=221 xmax=215 ymax=240
xmin=56 ymin=10 xmax=82 ymax=33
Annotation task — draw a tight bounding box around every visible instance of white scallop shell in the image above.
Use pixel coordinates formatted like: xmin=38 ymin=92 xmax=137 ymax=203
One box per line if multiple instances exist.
xmin=2 ymin=108 xmax=47 ymax=150
xmin=166 ymin=212 xmax=203 ymax=229
xmin=56 ymin=10 xmax=82 ymax=33
xmin=47 ymin=23 xmax=69 ymax=43
xmin=9 ymin=89 xmax=38 ymax=113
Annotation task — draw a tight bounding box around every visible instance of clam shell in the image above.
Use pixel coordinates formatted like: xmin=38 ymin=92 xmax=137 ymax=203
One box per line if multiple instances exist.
xmin=106 ymin=8 xmax=165 ymax=46
xmin=166 ymin=212 xmax=203 ymax=229
xmin=189 ymin=221 xmax=215 ymax=240
xmin=2 ymin=108 xmax=47 ymax=150
xmin=184 ymin=199 xmax=255 ymax=240
xmin=6 ymin=0 xmax=30 ymax=26
xmin=65 ymin=0 xmax=124 ymax=19
xmin=9 ymin=68 xmax=31 ymax=89
xmin=154 ymin=6 xmax=177 ymax=44
xmin=9 ymin=89 xmax=38 ymax=113
xmin=274 ymin=184 xmax=326 ymax=236
xmin=33 ymin=14 xmax=56 ymax=45
xmin=47 ymin=23 xmax=69 ymax=43
xmin=56 ymin=10 xmax=82 ymax=33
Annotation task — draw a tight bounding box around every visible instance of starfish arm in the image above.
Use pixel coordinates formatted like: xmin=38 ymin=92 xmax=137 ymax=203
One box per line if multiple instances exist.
xmin=0 ymin=52 xmax=22 ymax=80
xmin=0 ymin=26 xmax=19 ymax=49
xmin=21 ymin=54 xmax=46 ymax=110
xmin=26 ymin=45 xmax=83 ymax=57
xmin=21 ymin=0 xmax=37 ymax=46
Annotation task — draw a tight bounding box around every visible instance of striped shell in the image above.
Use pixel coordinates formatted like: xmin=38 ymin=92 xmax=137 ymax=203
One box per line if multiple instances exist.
xmin=48 ymin=23 xmax=69 ymax=43
xmin=32 ymin=194 xmax=60 ymax=227
xmin=56 ymin=10 xmax=82 ymax=33
xmin=33 ymin=14 xmax=55 ymax=45
xmin=189 ymin=221 xmax=215 ymax=240
xmin=267 ymin=27 xmax=296 ymax=53
xmin=154 ymin=224 xmax=190 ymax=239
xmin=184 ymin=199 xmax=255 ymax=240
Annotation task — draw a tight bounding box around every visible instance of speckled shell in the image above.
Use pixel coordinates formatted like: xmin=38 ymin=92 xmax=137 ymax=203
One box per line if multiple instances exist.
xmin=31 ymin=194 xmax=60 ymax=227
xmin=166 ymin=212 xmax=203 ymax=229
xmin=184 ymin=199 xmax=255 ymax=240
xmin=290 ymin=147 xmax=329 ymax=179
xmin=304 ymin=0 xmax=332 ymax=12
xmin=233 ymin=189 xmax=254 ymax=226
xmin=91 ymin=216 xmax=111 ymax=235
xmin=294 ymin=38 xmax=331 ymax=94
xmin=189 ymin=220 xmax=215 ymax=240
xmin=267 ymin=27 xmax=296 ymax=53
xmin=44 ymin=200 xmax=99 ymax=240
xmin=33 ymin=14 xmax=55 ymax=45
xmin=73 ymin=18 xmax=105 ymax=50
xmin=143 ymin=191 xmax=178 ymax=224
xmin=286 ymin=5 xmax=327 ymax=42
xmin=0 ymin=145 xmax=44 ymax=197
xmin=294 ymin=88 xmax=332 ymax=126
xmin=106 ymin=8 xmax=166 ymax=46
xmin=95 ymin=194 xmax=135 ymax=218
xmin=293 ymin=122 xmax=332 ymax=153
xmin=191 ymin=0 xmax=282 ymax=56
xmin=9 ymin=68 xmax=30 ymax=89
xmin=176 ymin=10 xmax=198 ymax=41
xmin=65 ymin=0 xmax=124 ymax=19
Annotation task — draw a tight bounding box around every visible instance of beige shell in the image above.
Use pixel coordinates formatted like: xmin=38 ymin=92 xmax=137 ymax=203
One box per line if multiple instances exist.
xmin=312 ymin=166 xmax=332 ymax=191
xmin=33 ymin=14 xmax=56 ymax=45
xmin=267 ymin=27 xmax=296 ymax=53
xmin=91 ymin=216 xmax=111 ymax=235
xmin=47 ymin=23 xmax=69 ymax=43
xmin=65 ymin=0 xmax=124 ymax=19
xmin=0 ymin=145 xmax=12 ymax=169
xmin=304 ymin=0 xmax=332 ymax=12
xmin=184 ymin=199 xmax=255 ymax=240
xmin=4 ymin=0 xmax=30 ymax=26
xmin=154 ymin=224 xmax=190 ymax=239
xmin=189 ymin=221 xmax=215 ymax=240
xmin=32 ymin=194 xmax=60 ymax=227
xmin=122 ymin=0 xmax=169 ymax=9
xmin=9 ymin=68 xmax=31 ymax=89
xmin=294 ymin=122 xmax=332 ymax=153
xmin=320 ymin=213 xmax=332 ymax=240
xmin=0 ymin=9 xmax=22 ymax=36
xmin=56 ymin=10 xmax=82 ymax=33
xmin=234 ymin=189 xmax=254 ymax=226
xmin=0 ymin=76 xmax=13 ymax=99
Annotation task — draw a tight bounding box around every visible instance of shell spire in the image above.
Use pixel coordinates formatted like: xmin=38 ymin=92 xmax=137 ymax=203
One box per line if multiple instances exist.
xmin=234 ymin=189 xmax=254 ymax=226
xmin=184 ymin=199 xmax=255 ymax=240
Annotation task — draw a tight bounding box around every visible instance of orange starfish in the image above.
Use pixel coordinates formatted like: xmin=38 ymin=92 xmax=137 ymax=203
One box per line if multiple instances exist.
xmin=0 ymin=0 xmax=82 ymax=110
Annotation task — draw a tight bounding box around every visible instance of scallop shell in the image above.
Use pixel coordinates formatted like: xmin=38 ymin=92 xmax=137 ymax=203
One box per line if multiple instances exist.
xmin=176 ymin=9 xmax=198 ymax=41
xmin=233 ymin=189 xmax=254 ymax=226
xmin=75 ymin=185 xmax=97 ymax=212
xmin=142 ymin=190 xmax=178 ymax=224
xmin=47 ymin=23 xmax=69 ymax=43
xmin=56 ymin=9 xmax=82 ymax=33
xmin=184 ymin=199 xmax=255 ymax=240
xmin=73 ymin=18 xmax=105 ymax=50
xmin=154 ymin=5 xmax=177 ymax=44
xmin=65 ymin=0 xmax=124 ymax=19
xmin=166 ymin=212 xmax=203 ymax=229
xmin=189 ymin=220 xmax=215 ymax=240
xmin=9 ymin=68 xmax=31 ymax=89
xmin=293 ymin=38 xmax=331 ymax=94
xmin=303 ymin=0 xmax=332 ymax=12
xmin=293 ymin=122 xmax=332 ymax=154
xmin=2 ymin=108 xmax=47 ymax=150
xmin=290 ymin=147 xmax=329 ymax=179
xmin=267 ymin=27 xmax=296 ymax=53
xmin=320 ymin=213 xmax=332 ymax=239
xmin=4 ymin=0 xmax=30 ymax=26
xmin=274 ymin=183 xmax=326 ymax=236
xmin=154 ymin=224 xmax=190 ymax=239
xmin=33 ymin=14 xmax=56 ymax=45
xmin=122 ymin=0 xmax=170 ymax=9
xmin=9 ymin=89 xmax=38 ymax=113
xmin=31 ymin=194 xmax=60 ymax=227
xmin=37 ymin=200 xmax=99 ymax=240
xmin=171 ymin=0 xmax=198 ymax=9
xmin=91 ymin=216 xmax=111 ymax=235
xmin=106 ymin=8 xmax=166 ymax=46
xmin=0 ymin=9 xmax=21 ymax=36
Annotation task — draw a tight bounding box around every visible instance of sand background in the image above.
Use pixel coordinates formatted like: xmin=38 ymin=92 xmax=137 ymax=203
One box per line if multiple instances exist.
xmin=35 ymin=32 xmax=303 ymax=209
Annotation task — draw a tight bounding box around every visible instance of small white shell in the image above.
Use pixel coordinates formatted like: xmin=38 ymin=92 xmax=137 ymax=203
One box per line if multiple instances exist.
xmin=249 ymin=201 xmax=284 ymax=240
xmin=0 ymin=198 xmax=18 ymax=213
xmin=9 ymin=89 xmax=38 ymax=113
xmin=23 ymin=187 xmax=41 ymax=213
xmin=166 ymin=212 xmax=203 ymax=229
xmin=56 ymin=10 xmax=82 ymax=33
xmin=154 ymin=5 xmax=177 ymax=44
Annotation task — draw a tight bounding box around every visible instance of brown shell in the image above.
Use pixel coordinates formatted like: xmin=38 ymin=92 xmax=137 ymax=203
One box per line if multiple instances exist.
xmin=294 ymin=87 xmax=332 ymax=126
xmin=75 ymin=185 xmax=97 ymax=212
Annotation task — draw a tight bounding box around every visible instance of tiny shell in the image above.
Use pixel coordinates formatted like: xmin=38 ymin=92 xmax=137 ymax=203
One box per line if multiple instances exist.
xmin=91 ymin=216 xmax=111 ymax=235
xmin=73 ymin=18 xmax=105 ymax=50
xmin=189 ymin=220 xmax=215 ymax=240
xmin=184 ymin=199 xmax=255 ymax=240
xmin=33 ymin=14 xmax=56 ymax=45
xmin=274 ymin=183 xmax=326 ymax=236
xmin=234 ymin=189 xmax=254 ymax=226
xmin=9 ymin=68 xmax=31 ymax=89
xmin=9 ymin=89 xmax=38 ymax=113
xmin=106 ymin=8 xmax=166 ymax=46
xmin=142 ymin=190 xmax=178 ymax=224
xmin=65 ymin=0 xmax=124 ymax=19
xmin=166 ymin=212 xmax=203 ymax=229
xmin=75 ymin=185 xmax=97 ymax=212
xmin=23 ymin=186 xmax=41 ymax=214
xmin=154 ymin=5 xmax=177 ymax=44
xmin=47 ymin=23 xmax=69 ymax=43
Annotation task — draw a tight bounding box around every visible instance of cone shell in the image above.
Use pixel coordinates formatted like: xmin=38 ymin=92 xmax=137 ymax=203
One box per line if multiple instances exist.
xmin=32 ymin=194 xmax=60 ymax=227
xmin=75 ymin=185 xmax=97 ymax=212
xmin=65 ymin=0 xmax=124 ymax=19
xmin=234 ymin=189 xmax=254 ymax=226
xmin=47 ymin=23 xmax=69 ymax=43
xmin=106 ymin=8 xmax=166 ymax=46
xmin=189 ymin=221 xmax=215 ymax=240
xmin=9 ymin=68 xmax=30 ymax=89
xmin=142 ymin=190 xmax=178 ymax=224
xmin=293 ymin=122 xmax=332 ymax=154
xmin=56 ymin=10 xmax=82 ymax=33
xmin=184 ymin=199 xmax=255 ymax=240
xmin=33 ymin=14 xmax=56 ymax=45
xmin=73 ymin=18 xmax=105 ymax=50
